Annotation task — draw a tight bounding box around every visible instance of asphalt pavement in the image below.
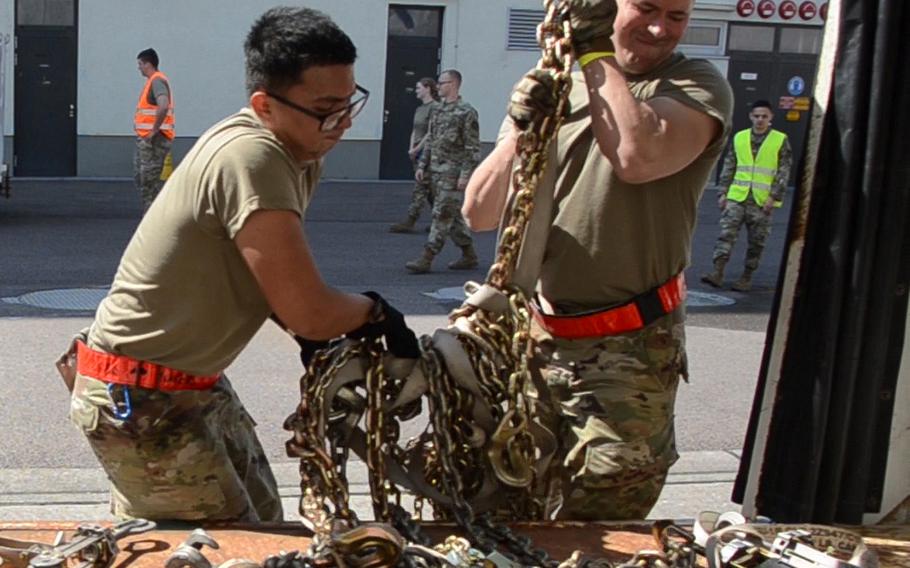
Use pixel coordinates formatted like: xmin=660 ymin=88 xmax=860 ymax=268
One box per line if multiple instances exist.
xmin=0 ymin=178 xmax=792 ymax=521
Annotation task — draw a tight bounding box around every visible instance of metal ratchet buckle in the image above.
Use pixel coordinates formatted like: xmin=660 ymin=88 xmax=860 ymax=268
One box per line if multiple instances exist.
xmin=28 ymin=518 xmax=156 ymax=568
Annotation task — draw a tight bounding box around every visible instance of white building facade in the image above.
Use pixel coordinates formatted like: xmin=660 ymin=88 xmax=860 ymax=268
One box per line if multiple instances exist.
xmin=1 ymin=0 xmax=826 ymax=179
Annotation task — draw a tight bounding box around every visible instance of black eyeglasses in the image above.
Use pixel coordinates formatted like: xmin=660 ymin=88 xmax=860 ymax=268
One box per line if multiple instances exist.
xmin=266 ymin=85 xmax=370 ymax=131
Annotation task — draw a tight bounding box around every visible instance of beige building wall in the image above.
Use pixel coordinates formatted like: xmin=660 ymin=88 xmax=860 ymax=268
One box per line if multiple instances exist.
xmin=5 ymin=0 xmax=749 ymax=177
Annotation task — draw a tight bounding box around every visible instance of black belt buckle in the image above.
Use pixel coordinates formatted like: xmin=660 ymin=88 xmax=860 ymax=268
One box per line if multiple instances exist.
xmin=635 ymin=288 xmax=668 ymax=326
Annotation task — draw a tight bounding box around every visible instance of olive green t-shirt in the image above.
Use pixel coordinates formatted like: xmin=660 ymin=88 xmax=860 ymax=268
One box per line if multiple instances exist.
xmin=541 ymin=54 xmax=733 ymax=312
xmin=412 ymin=101 xmax=437 ymax=142
xmin=89 ymin=108 xmax=321 ymax=375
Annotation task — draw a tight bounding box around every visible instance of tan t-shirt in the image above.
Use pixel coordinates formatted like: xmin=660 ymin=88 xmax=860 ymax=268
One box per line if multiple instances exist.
xmin=90 ymin=108 xmax=321 ymax=375
xmin=540 ymin=53 xmax=733 ymax=312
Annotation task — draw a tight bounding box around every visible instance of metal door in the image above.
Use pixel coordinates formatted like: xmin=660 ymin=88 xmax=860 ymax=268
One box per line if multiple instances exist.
xmin=726 ymin=57 xmax=776 ymax=136
xmin=379 ymin=6 xmax=443 ymax=180
xmin=14 ymin=27 xmax=77 ymax=176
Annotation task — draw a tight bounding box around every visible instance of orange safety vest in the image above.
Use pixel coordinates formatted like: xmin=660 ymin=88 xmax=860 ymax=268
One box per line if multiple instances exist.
xmin=134 ymin=71 xmax=175 ymax=139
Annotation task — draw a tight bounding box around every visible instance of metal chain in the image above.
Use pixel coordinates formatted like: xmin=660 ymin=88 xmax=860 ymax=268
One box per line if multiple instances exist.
xmin=279 ymin=0 xmax=584 ymax=564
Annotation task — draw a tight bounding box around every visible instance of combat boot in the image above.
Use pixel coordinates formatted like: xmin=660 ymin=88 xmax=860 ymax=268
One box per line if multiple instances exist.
xmin=389 ymin=216 xmax=417 ymax=233
xmin=731 ymin=269 xmax=754 ymax=292
xmin=700 ymin=258 xmax=727 ymax=288
xmin=448 ymin=244 xmax=479 ymax=270
xmin=405 ymin=249 xmax=436 ymax=274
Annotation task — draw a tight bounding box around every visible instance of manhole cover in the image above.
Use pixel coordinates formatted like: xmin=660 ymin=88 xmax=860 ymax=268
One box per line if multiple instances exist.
xmin=1 ymin=288 xmax=108 ymax=311
xmin=687 ymin=290 xmax=736 ymax=307
xmin=423 ymin=287 xmax=735 ymax=307
xmin=421 ymin=286 xmax=467 ymax=301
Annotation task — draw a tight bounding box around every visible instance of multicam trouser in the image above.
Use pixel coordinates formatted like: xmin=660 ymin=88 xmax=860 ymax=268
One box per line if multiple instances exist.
xmin=134 ymin=134 xmax=172 ymax=211
xmin=69 ymin=373 xmax=283 ymax=522
xmin=406 ymin=179 xmax=434 ymax=221
xmin=712 ymin=198 xmax=772 ymax=271
xmin=530 ymin=309 xmax=687 ymax=520
xmin=426 ymin=186 xmax=473 ymax=255
xmin=406 ymin=155 xmax=435 ymax=221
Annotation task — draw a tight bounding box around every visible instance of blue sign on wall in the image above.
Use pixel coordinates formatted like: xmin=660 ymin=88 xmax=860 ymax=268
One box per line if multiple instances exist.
xmin=787 ymin=76 xmax=806 ymax=96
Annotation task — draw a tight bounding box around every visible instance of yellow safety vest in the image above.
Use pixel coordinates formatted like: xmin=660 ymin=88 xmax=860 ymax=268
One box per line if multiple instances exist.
xmin=134 ymin=71 xmax=175 ymax=140
xmin=727 ymin=128 xmax=787 ymax=207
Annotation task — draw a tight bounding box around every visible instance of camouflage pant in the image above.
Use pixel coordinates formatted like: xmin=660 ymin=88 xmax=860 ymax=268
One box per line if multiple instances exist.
xmin=406 ymin=179 xmax=435 ymax=221
xmin=712 ymin=199 xmax=772 ymax=271
xmin=69 ymin=373 xmax=283 ymax=522
xmin=530 ymin=310 xmax=687 ymax=520
xmin=134 ymin=134 xmax=172 ymax=212
xmin=406 ymin=157 xmax=435 ymax=221
xmin=426 ymin=188 xmax=473 ymax=255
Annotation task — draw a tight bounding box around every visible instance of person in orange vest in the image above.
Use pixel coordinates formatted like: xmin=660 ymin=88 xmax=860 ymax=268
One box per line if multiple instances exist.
xmin=134 ymin=48 xmax=175 ymax=212
xmin=701 ymin=100 xmax=792 ymax=291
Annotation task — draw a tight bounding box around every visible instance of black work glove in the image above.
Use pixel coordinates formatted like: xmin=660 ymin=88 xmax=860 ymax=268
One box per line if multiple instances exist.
xmin=568 ymin=0 xmax=618 ymax=56
xmin=508 ymin=69 xmax=567 ymax=132
xmin=347 ymin=291 xmax=421 ymax=359
xmin=270 ymin=313 xmax=330 ymax=368
xmin=294 ymin=336 xmax=331 ymax=368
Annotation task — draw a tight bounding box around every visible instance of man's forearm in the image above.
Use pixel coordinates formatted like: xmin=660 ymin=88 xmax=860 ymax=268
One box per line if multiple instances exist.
xmin=771 ymin=141 xmax=793 ymax=201
xmin=152 ymin=107 xmax=167 ymax=133
xmin=463 ymin=131 xmax=517 ymax=231
xmin=152 ymin=94 xmax=169 ymax=134
xmin=717 ymin=150 xmax=736 ymax=190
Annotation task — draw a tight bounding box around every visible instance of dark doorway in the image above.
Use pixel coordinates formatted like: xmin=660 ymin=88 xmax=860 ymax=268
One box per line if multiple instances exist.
xmin=725 ymin=24 xmax=821 ymax=187
xmin=14 ymin=0 xmax=78 ymax=176
xmin=379 ymin=6 xmax=443 ymax=180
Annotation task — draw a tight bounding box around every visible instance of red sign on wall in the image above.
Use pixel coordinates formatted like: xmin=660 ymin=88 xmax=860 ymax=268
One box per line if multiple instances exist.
xmin=799 ymin=1 xmax=817 ymax=19
xmin=737 ymin=0 xmax=756 ymax=17
xmin=820 ymin=2 xmax=829 ymax=20
xmin=779 ymin=1 xmax=797 ymax=19
xmin=757 ymin=0 xmax=777 ymax=18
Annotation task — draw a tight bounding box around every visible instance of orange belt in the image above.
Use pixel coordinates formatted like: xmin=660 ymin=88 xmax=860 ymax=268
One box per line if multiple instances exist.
xmin=76 ymin=341 xmax=221 ymax=391
xmin=532 ymin=273 xmax=686 ymax=339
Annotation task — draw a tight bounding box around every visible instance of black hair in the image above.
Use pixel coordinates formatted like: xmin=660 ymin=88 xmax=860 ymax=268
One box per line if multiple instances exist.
xmin=137 ymin=48 xmax=159 ymax=69
xmin=751 ymin=100 xmax=773 ymax=112
xmin=441 ymin=69 xmax=463 ymax=86
xmin=244 ymin=6 xmax=357 ymax=96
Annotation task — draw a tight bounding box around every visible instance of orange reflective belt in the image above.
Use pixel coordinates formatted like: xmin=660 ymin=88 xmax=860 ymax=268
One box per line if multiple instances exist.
xmin=532 ymin=273 xmax=686 ymax=339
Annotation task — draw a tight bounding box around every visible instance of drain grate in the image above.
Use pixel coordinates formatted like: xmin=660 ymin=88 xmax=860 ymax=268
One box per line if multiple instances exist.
xmin=1 ymin=288 xmax=109 ymax=311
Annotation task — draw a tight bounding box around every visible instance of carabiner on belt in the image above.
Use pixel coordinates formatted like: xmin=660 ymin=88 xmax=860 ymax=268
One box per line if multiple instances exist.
xmin=107 ymin=383 xmax=133 ymax=420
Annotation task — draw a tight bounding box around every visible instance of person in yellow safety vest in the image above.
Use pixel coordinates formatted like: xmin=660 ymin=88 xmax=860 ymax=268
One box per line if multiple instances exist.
xmin=134 ymin=48 xmax=175 ymax=212
xmin=702 ymin=100 xmax=792 ymax=292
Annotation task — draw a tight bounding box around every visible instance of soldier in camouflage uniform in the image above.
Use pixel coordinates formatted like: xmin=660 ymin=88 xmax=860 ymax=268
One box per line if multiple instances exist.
xmin=390 ymin=78 xmax=439 ymax=233
xmin=464 ymin=0 xmax=733 ymax=519
xmin=702 ymin=100 xmax=792 ymax=291
xmin=133 ymin=48 xmax=174 ymax=213
xmin=405 ymin=69 xmax=481 ymax=273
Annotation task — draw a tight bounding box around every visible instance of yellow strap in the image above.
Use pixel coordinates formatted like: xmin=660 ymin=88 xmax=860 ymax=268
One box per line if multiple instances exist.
xmin=578 ymin=51 xmax=615 ymax=68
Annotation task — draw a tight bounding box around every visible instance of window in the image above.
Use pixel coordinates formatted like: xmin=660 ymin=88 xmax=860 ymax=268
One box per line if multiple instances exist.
xmin=682 ymin=25 xmax=721 ymax=47
xmin=507 ymin=8 xmax=545 ymax=51
xmin=780 ymin=27 xmax=823 ymax=54
xmin=16 ymin=0 xmax=74 ymax=26
xmin=728 ymin=24 xmax=775 ymax=52
xmin=680 ymin=20 xmax=726 ymax=56
xmin=388 ymin=7 xmax=442 ymax=38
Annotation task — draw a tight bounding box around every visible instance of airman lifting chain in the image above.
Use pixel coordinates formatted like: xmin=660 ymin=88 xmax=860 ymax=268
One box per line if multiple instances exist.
xmin=279 ymin=0 xmax=574 ymax=565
